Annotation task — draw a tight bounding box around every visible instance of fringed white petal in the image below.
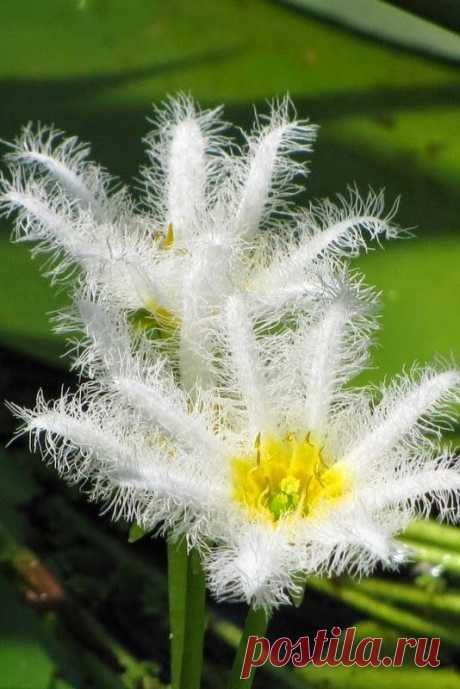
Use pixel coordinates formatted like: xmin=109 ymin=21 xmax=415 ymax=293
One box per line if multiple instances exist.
xmin=69 ymin=299 xmax=132 ymax=375
xmin=113 ymin=375 xmax=224 ymax=459
xmin=253 ymin=189 xmax=399 ymax=298
xmin=0 ymin=173 xmax=94 ymax=279
xmin=223 ymin=294 xmax=273 ymax=436
xmin=205 ymin=524 xmax=300 ymax=610
xmin=9 ymin=392 xmax=127 ymax=481
xmin=5 ymin=124 xmax=109 ymax=215
xmin=344 ymin=369 xmax=460 ymax=468
xmin=177 ymin=243 xmax=232 ymax=391
xmin=1 ymin=186 xmax=71 ymax=242
xmin=0 ymin=173 xmax=128 ymax=285
xmin=143 ymin=94 xmax=226 ymax=237
xmin=300 ymin=293 xmax=373 ymax=434
xmin=233 ymin=98 xmax=317 ymax=239
xmin=9 ymin=393 xmax=227 ymax=535
xmin=362 ymin=464 xmax=460 ymax=517
xmin=167 ymin=116 xmax=207 ymax=237
xmin=301 ymin=507 xmax=398 ymax=577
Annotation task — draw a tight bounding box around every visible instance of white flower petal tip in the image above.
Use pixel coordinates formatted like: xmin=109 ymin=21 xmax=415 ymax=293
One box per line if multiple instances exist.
xmin=3 ymin=95 xmax=458 ymax=610
xmin=205 ymin=526 xmax=300 ymax=610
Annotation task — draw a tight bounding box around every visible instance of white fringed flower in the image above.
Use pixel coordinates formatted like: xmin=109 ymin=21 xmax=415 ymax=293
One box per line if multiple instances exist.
xmin=0 ymin=97 xmax=400 ymax=387
xmin=3 ymin=96 xmax=459 ymax=611
xmin=9 ymin=287 xmax=460 ymax=610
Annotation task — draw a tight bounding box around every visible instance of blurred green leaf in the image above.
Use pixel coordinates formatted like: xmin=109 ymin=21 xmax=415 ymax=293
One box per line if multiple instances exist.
xmin=0 ymin=575 xmax=55 ymax=689
xmin=401 ymin=540 xmax=460 ymax=578
xmin=295 ymin=665 xmax=460 ymax=689
xmin=404 ymin=519 xmax=460 ymax=552
xmin=384 ymin=1 xmax=460 ymax=34
xmin=355 ymin=238 xmax=460 ymax=381
xmin=50 ymin=682 xmax=75 ymax=689
xmin=343 ymin=619 xmax=402 ymax=659
xmin=0 ymin=239 xmax=68 ymax=365
xmin=128 ymin=523 xmax=148 ymax=544
xmin=275 ymin=0 xmax=460 ymax=60
xmin=307 ymin=576 xmax=460 ymax=646
xmin=0 ymin=451 xmax=41 ymax=507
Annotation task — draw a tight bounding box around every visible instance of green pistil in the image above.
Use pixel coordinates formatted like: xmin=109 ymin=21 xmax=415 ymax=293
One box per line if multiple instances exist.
xmin=268 ymin=485 xmax=300 ymax=520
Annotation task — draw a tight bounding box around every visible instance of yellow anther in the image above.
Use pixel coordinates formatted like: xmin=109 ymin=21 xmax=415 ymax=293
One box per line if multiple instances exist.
xmin=160 ymin=222 xmax=175 ymax=249
xmin=280 ymin=476 xmax=300 ymax=496
xmin=254 ymin=432 xmax=261 ymax=466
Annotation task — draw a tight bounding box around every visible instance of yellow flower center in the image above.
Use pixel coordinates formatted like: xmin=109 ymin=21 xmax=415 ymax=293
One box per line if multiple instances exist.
xmin=232 ymin=433 xmax=348 ymax=524
xmin=129 ymin=223 xmax=179 ymax=335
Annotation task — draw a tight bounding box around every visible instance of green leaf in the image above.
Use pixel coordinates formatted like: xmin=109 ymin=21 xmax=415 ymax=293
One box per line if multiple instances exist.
xmin=275 ymin=0 xmax=460 ymax=62
xmin=0 ymin=237 xmax=68 ymax=366
xmin=167 ymin=539 xmax=206 ymax=689
xmin=354 ymin=239 xmax=460 ymax=382
xmin=127 ymin=523 xmax=148 ymax=543
xmin=307 ymin=576 xmax=460 ymax=646
xmin=0 ymin=575 xmax=55 ymax=689
xmin=295 ymin=665 xmax=460 ymax=689
xmin=347 ymin=577 xmax=460 ymax=618
xmin=384 ymin=1 xmax=460 ymax=34
xmin=50 ymin=682 xmax=76 ymax=689
xmin=0 ymin=451 xmax=41 ymax=507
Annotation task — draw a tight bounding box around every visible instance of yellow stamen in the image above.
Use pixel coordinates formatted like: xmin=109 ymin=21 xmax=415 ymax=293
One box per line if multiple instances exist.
xmin=160 ymin=222 xmax=175 ymax=250
xmin=145 ymin=297 xmax=178 ymax=327
xmin=232 ymin=433 xmax=348 ymax=524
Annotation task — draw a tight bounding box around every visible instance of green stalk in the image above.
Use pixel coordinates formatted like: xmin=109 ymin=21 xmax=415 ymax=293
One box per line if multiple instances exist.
xmin=227 ymin=605 xmax=269 ymax=689
xmin=307 ymin=577 xmax=460 ymax=646
xmin=167 ymin=539 xmax=206 ymax=689
xmin=349 ymin=577 xmax=460 ymax=616
xmin=402 ymin=520 xmax=460 ymax=552
xmin=401 ymin=539 xmax=460 ymax=577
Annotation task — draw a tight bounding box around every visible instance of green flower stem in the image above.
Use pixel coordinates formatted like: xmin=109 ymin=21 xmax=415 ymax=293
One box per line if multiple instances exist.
xmin=227 ymin=605 xmax=270 ymax=689
xmin=167 ymin=539 xmax=206 ymax=689
xmin=402 ymin=520 xmax=460 ymax=552
xmin=307 ymin=577 xmax=460 ymax=645
xmin=401 ymin=538 xmax=460 ymax=577
xmin=348 ymin=577 xmax=460 ymax=616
